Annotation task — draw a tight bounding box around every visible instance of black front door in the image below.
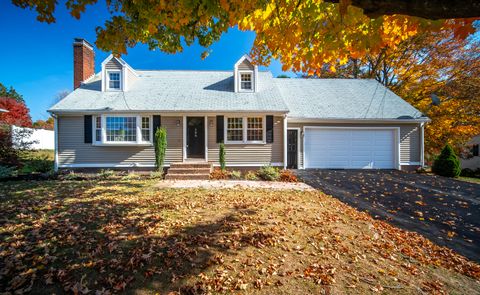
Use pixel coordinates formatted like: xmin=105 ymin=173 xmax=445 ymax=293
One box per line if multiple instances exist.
xmin=287 ymin=130 xmax=298 ymax=169
xmin=187 ymin=117 xmax=205 ymax=158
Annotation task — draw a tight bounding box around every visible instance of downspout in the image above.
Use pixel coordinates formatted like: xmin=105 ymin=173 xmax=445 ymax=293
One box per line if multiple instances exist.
xmin=283 ymin=114 xmax=288 ymax=169
xmin=420 ymin=122 xmax=425 ymax=167
xmin=52 ymin=113 xmax=59 ymax=172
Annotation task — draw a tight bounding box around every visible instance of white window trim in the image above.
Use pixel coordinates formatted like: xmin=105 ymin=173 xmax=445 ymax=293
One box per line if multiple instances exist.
xmin=106 ymin=70 xmax=122 ymax=91
xmin=224 ymin=116 xmax=266 ymax=144
xmin=238 ymin=70 xmax=254 ymax=93
xmin=92 ymin=114 xmax=153 ymax=146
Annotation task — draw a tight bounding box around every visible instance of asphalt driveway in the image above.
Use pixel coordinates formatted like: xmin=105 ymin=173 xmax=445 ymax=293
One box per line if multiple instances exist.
xmin=295 ymin=169 xmax=480 ymax=263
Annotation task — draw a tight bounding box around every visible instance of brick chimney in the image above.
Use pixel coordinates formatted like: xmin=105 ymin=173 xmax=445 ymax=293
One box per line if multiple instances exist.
xmin=73 ymin=38 xmax=95 ymax=89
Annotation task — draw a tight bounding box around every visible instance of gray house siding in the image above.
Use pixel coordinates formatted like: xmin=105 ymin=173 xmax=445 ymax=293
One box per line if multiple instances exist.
xmin=237 ymin=59 xmax=254 ymax=70
xmin=105 ymin=59 xmax=122 ymax=70
xmin=207 ymin=116 xmax=284 ymax=166
xmin=287 ymin=122 xmax=421 ymax=169
xmin=57 ymin=115 xmax=182 ymax=167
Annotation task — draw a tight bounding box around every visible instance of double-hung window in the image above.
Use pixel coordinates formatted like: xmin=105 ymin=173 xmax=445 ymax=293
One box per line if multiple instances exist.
xmin=239 ymin=72 xmax=253 ymax=91
xmin=247 ymin=117 xmax=263 ymax=141
xmin=227 ymin=117 xmax=243 ymax=142
xmin=95 ymin=116 xmax=102 ymax=142
xmin=226 ymin=116 xmax=265 ymax=144
xmin=141 ymin=117 xmax=150 ymax=142
xmin=108 ymin=71 xmax=121 ymax=90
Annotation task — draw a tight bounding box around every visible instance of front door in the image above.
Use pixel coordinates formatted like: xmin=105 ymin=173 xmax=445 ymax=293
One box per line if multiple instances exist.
xmin=287 ymin=129 xmax=298 ymax=169
xmin=187 ymin=117 xmax=205 ymax=158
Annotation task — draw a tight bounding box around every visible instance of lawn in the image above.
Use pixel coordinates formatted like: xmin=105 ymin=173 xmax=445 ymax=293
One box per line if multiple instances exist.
xmin=458 ymin=176 xmax=480 ymax=184
xmin=1 ymin=178 xmax=479 ymax=294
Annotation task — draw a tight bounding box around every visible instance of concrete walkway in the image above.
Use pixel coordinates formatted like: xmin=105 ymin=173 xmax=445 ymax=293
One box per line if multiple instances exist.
xmin=156 ymin=179 xmax=314 ymax=190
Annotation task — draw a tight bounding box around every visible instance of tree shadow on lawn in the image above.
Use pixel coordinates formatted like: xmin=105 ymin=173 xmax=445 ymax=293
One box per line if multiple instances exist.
xmin=0 ymin=180 xmax=271 ymax=294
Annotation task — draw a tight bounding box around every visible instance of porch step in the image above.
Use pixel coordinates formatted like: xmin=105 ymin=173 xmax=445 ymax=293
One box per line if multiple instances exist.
xmin=165 ymin=173 xmax=211 ymax=180
xmin=170 ymin=162 xmax=212 ymax=169
xmin=165 ymin=162 xmax=213 ymax=180
xmin=167 ymin=167 xmax=212 ymax=175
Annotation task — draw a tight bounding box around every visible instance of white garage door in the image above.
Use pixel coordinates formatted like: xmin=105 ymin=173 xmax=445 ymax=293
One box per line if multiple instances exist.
xmin=304 ymin=128 xmax=396 ymax=169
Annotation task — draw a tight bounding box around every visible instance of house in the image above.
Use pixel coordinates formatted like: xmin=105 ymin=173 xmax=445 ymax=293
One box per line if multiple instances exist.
xmin=461 ymin=135 xmax=480 ymax=170
xmin=48 ymin=38 xmax=428 ymax=172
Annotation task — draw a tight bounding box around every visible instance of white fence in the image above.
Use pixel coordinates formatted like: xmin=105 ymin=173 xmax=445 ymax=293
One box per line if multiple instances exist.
xmin=12 ymin=125 xmax=54 ymax=150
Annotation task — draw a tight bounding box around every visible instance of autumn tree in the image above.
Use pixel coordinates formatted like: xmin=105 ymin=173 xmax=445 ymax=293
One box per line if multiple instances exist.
xmin=0 ymin=97 xmax=33 ymax=167
xmin=10 ymin=1 xmax=479 ymax=73
xmin=0 ymin=82 xmax=24 ymax=104
xmin=32 ymin=117 xmax=54 ymax=130
xmin=312 ymin=27 xmax=480 ymax=158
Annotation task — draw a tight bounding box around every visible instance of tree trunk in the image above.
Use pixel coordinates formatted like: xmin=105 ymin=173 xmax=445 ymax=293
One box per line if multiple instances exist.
xmin=324 ymin=0 xmax=480 ymax=19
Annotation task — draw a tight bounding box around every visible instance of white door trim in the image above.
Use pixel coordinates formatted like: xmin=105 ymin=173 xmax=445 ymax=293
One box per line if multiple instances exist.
xmin=302 ymin=126 xmax=401 ymax=170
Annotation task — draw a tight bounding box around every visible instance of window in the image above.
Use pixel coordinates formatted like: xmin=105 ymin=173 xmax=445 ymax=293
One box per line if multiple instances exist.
xmin=227 ymin=117 xmax=243 ymax=142
xmin=472 ymin=144 xmax=479 ymax=157
xmin=105 ymin=116 xmax=136 ymax=142
xmin=247 ymin=117 xmax=263 ymax=141
xmin=108 ymin=72 xmax=121 ymax=89
xmin=226 ymin=116 xmax=265 ymax=143
xmin=95 ymin=116 xmax=102 ymax=142
xmin=240 ymin=73 xmax=252 ymax=90
xmin=141 ymin=117 xmax=150 ymax=142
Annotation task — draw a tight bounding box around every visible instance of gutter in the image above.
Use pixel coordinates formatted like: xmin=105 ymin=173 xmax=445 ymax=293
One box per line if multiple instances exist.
xmin=286 ymin=117 xmax=431 ymax=124
xmin=48 ymin=109 xmax=290 ymax=115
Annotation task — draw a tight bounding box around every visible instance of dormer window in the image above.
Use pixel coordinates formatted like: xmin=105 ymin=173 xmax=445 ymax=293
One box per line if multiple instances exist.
xmin=240 ymin=72 xmax=253 ymax=90
xmin=108 ymin=71 xmax=121 ymax=90
xmin=234 ymin=55 xmax=258 ymax=93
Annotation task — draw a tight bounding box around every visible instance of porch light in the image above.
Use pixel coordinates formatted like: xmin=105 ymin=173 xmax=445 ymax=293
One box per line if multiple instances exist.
xmin=209 ymin=120 xmax=213 ymax=127
xmin=176 ymin=119 xmax=180 ymax=127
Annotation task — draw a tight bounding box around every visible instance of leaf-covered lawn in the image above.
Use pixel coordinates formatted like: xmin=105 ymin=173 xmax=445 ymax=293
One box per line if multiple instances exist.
xmin=1 ymin=179 xmax=479 ymax=294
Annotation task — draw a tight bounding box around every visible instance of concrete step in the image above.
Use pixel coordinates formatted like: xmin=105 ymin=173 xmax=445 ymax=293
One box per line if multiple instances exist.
xmin=167 ymin=167 xmax=212 ymax=175
xmin=170 ymin=162 xmax=212 ymax=169
xmin=165 ymin=173 xmax=211 ymax=180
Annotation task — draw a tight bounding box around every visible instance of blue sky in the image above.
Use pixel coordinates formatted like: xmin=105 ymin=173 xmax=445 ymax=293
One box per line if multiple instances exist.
xmin=0 ymin=2 xmax=290 ymax=121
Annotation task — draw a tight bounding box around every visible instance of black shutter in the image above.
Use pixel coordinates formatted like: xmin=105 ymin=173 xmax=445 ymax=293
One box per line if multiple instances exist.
xmin=216 ymin=116 xmax=224 ymax=143
xmin=266 ymin=115 xmax=274 ymax=143
xmin=84 ymin=115 xmax=92 ymax=143
xmin=153 ymin=115 xmax=161 ymax=134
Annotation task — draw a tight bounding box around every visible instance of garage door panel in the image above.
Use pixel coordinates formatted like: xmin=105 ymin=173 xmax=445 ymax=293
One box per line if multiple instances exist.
xmin=305 ymin=128 xmax=396 ymax=169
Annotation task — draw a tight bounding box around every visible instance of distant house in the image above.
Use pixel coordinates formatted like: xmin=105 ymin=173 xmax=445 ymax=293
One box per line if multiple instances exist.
xmin=461 ymin=135 xmax=480 ymax=170
xmin=48 ymin=38 xmax=428 ymax=171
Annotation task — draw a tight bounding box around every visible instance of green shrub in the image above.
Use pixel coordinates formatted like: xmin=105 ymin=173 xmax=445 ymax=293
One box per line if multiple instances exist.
xmin=219 ymin=142 xmax=226 ymax=171
xmin=0 ymin=165 xmax=17 ymax=179
xmin=230 ymin=170 xmax=242 ymax=179
xmin=99 ymin=169 xmax=115 ymax=179
xmin=432 ymin=144 xmax=461 ymax=177
xmin=258 ymin=165 xmax=280 ymax=181
xmin=244 ymin=171 xmax=258 ymax=181
xmin=150 ymin=171 xmax=164 ymax=179
xmin=461 ymin=168 xmax=475 ymax=178
xmin=154 ymin=127 xmax=167 ymax=171
xmin=22 ymin=155 xmax=53 ymax=173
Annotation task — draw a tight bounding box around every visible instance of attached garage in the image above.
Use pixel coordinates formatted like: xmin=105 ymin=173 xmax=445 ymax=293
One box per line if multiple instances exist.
xmin=304 ymin=127 xmax=399 ymax=169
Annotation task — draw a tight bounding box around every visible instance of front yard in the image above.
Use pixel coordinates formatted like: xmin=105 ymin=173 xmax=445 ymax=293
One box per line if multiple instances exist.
xmin=1 ymin=178 xmax=479 ymax=294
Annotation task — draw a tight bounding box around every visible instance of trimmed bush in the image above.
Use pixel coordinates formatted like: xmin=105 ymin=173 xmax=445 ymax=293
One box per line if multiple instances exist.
xmin=230 ymin=170 xmax=242 ymax=179
xmin=219 ymin=142 xmax=226 ymax=171
xmin=154 ymin=127 xmax=167 ymax=171
xmin=432 ymin=144 xmax=461 ymax=177
xmin=210 ymin=168 xmax=229 ymax=180
xmin=258 ymin=165 xmax=280 ymax=181
xmin=279 ymin=170 xmax=298 ymax=182
xmin=0 ymin=165 xmax=17 ymax=179
xmin=245 ymin=171 xmax=258 ymax=181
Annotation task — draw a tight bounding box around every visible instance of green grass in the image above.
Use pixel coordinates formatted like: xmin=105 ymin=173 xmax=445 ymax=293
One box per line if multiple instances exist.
xmin=457 ymin=176 xmax=480 ymax=184
xmin=18 ymin=149 xmax=54 ymax=174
